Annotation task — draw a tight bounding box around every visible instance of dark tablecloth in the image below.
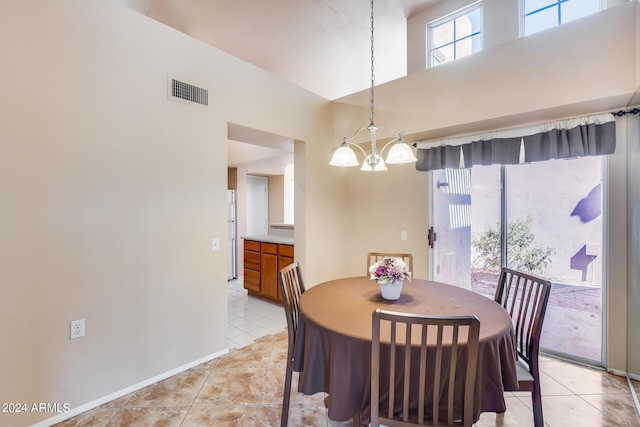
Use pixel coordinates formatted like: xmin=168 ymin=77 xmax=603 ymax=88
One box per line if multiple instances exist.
xmin=292 ymin=276 xmax=518 ymax=423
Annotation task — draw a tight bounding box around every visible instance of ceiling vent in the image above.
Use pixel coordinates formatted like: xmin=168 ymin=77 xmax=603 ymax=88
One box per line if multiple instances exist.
xmin=168 ymin=75 xmax=209 ymax=108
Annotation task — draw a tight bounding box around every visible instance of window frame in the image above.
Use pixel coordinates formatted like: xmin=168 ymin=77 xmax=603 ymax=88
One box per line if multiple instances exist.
xmin=519 ymin=0 xmax=604 ymax=37
xmin=427 ymin=1 xmax=483 ymax=68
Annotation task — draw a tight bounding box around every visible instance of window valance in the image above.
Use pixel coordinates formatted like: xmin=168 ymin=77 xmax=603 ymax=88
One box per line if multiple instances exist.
xmin=415 ymin=113 xmax=616 ymax=171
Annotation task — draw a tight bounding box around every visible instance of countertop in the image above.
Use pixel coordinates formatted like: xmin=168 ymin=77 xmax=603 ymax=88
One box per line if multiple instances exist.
xmin=242 ymin=235 xmax=294 ymax=245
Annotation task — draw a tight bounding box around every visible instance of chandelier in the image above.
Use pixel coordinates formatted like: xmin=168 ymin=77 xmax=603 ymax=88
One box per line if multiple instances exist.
xmin=329 ymin=0 xmax=417 ymax=172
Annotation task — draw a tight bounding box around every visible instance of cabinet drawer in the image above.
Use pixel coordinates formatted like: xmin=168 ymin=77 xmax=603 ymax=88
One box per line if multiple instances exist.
xmin=244 ymin=240 xmax=261 ymax=252
xmin=278 ymin=256 xmax=294 ymax=272
xmin=244 ymin=268 xmax=260 ymax=292
xmin=278 ymin=244 xmax=294 ymax=258
xmin=262 ymin=242 xmax=278 ymax=255
xmin=244 ymin=250 xmax=261 ymax=270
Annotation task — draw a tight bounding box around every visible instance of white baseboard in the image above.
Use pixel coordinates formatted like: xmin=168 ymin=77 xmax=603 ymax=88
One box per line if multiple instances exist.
xmin=31 ymin=348 xmax=229 ymax=427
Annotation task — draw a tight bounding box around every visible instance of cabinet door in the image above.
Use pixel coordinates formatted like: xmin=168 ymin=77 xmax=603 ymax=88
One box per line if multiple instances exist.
xmin=261 ymin=252 xmax=279 ymax=300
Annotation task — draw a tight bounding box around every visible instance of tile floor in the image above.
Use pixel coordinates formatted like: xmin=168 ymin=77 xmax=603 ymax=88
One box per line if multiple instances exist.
xmin=54 ymin=279 xmax=640 ymax=427
xmin=226 ymin=279 xmax=288 ymax=349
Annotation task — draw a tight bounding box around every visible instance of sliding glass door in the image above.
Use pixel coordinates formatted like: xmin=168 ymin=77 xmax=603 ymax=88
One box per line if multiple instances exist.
xmin=431 ymin=168 xmax=473 ymax=290
xmin=429 ymin=157 xmax=605 ymax=364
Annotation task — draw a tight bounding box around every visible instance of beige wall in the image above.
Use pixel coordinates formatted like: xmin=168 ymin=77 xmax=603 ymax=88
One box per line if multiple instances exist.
xmin=345 ymin=3 xmax=637 ymax=142
xmin=626 ymin=114 xmax=640 ymax=376
xmin=408 ymin=0 xmax=628 ymax=75
xmin=607 ymin=119 xmax=630 ymax=373
xmin=268 ymin=175 xmax=285 ymax=225
xmin=343 ymin=164 xmax=428 ymax=280
xmin=1 ymin=0 xmax=639 ymax=425
xmin=0 ymin=1 xmax=335 ymax=425
xmin=630 ymin=0 xmax=640 ymax=379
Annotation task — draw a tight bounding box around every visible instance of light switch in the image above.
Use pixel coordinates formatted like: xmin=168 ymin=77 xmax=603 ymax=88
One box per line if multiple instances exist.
xmin=401 ymin=231 xmax=407 ymax=241
xmin=211 ymin=238 xmax=220 ymax=251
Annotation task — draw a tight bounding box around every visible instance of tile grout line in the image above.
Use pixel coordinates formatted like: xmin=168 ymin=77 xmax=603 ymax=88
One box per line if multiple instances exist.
xmin=178 ymin=359 xmax=218 ymax=426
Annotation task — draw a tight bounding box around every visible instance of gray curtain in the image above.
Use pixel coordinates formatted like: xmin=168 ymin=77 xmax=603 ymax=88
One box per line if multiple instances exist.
xmin=416 ymin=120 xmax=616 ymax=172
xmin=416 ymin=144 xmax=462 ymax=171
xmin=461 ymin=137 xmax=522 ymax=167
xmin=522 ymin=120 xmax=616 ymax=162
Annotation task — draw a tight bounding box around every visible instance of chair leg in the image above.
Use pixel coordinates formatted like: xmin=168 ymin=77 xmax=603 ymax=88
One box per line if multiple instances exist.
xmin=352 ymin=413 xmax=361 ymax=426
xmin=281 ymin=358 xmax=294 ymax=427
xmin=531 ymin=381 xmax=544 ymax=427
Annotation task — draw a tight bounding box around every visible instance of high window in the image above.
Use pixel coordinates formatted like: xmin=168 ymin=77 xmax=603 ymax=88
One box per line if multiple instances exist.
xmin=428 ymin=2 xmax=482 ymax=68
xmin=522 ymin=0 xmax=602 ymax=36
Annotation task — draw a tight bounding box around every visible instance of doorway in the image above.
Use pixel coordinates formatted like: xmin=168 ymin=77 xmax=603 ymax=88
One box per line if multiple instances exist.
xmin=429 ymin=157 xmax=605 ymax=365
xmin=246 ymin=175 xmax=268 ymax=236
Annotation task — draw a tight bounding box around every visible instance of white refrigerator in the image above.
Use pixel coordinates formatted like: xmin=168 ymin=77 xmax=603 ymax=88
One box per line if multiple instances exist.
xmin=227 ymin=190 xmax=237 ymax=280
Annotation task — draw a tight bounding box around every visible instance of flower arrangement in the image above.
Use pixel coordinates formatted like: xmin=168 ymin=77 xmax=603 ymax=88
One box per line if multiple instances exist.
xmin=369 ymin=257 xmax=412 ymax=285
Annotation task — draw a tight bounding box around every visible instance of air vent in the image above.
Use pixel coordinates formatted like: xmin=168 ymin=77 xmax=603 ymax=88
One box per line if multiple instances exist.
xmin=168 ymin=75 xmax=209 ymax=107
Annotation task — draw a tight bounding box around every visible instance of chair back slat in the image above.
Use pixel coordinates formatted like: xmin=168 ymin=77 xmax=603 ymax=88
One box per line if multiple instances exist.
xmin=403 ymin=325 xmax=411 ymax=422
xmin=418 ymin=326 xmax=427 ymax=423
xmin=371 ymin=309 xmax=481 ymax=427
xmin=389 ymin=321 xmax=397 ymax=419
xmin=448 ymin=326 xmax=460 ymax=424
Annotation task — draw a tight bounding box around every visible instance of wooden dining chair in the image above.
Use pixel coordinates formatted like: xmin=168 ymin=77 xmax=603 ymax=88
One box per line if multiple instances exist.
xmin=278 ymin=262 xmax=306 ymax=427
xmin=367 ymin=252 xmax=413 ymax=277
xmin=370 ymin=309 xmax=481 ymax=427
xmin=494 ymin=268 xmax=552 ymax=427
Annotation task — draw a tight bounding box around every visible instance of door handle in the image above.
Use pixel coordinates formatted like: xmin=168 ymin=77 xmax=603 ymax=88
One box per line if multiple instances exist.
xmin=428 ymin=226 xmax=436 ymax=249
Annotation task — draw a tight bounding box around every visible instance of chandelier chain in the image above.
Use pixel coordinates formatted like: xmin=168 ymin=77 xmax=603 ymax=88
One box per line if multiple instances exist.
xmin=328 ymin=0 xmax=416 ymax=170
xmin=370 ymin=0 xmax=375 ymax=125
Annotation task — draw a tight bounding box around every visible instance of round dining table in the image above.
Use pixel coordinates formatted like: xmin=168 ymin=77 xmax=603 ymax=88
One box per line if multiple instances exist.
xmin=292 ymin=276 xmax=518 ymax=423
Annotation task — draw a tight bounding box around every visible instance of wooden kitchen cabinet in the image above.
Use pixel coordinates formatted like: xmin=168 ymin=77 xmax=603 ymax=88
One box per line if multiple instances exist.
xmin=278 ymin=244 xmax=294 ymax=273
xmin=243 ymin=240 xmax=261 ymax=292
xmin=243 ymin=239 xmax=294 ymax=303
xmin=260 ymin=243 xmax=279 ymax=300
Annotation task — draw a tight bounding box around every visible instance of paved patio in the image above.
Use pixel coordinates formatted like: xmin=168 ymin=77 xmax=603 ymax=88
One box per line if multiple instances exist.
xmin=471 ymin=271 xmax=602 ymax=362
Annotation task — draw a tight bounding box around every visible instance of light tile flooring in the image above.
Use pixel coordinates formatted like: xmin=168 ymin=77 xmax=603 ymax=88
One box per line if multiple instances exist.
xmin=226 ymin=279 xmax=288 ymax=349
xmin=55 ymin=279 xmax=640 ymax=427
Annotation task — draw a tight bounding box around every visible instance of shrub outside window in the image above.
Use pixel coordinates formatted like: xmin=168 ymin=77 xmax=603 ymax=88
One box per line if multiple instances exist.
xmin=429 ymin=2 xmax=482 ymax=68
xmin=522 ymin=0 xmax=602 ymax=36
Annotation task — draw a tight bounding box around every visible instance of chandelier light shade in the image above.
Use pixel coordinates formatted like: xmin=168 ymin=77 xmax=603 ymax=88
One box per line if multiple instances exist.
xmin=329 ymin=141 xmax=360 ymax=167
xmin=386 ymin=140 xmax=418 ymax=164
xmin=329 ymin=0 xmax=417 ymax=172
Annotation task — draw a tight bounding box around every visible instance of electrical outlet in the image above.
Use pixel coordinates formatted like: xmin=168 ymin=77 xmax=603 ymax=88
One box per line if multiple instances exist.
xmin=70 ymin=319 xmax=85 ymax=340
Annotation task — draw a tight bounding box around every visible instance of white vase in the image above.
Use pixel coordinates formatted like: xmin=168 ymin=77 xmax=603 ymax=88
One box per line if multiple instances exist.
xmin=378 ymin=279 xmax=404 ymax=300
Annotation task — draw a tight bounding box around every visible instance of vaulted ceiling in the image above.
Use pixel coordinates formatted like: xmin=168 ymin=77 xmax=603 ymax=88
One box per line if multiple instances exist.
xmin=118 ymin=0 xmax=442 ymax=99
xmin=116 ymin=0 xmax=444 ymax=174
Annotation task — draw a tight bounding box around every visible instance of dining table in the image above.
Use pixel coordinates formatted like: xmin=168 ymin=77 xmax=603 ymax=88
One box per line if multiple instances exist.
xmin=292 ymin=276 xmax=519 ymax=424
